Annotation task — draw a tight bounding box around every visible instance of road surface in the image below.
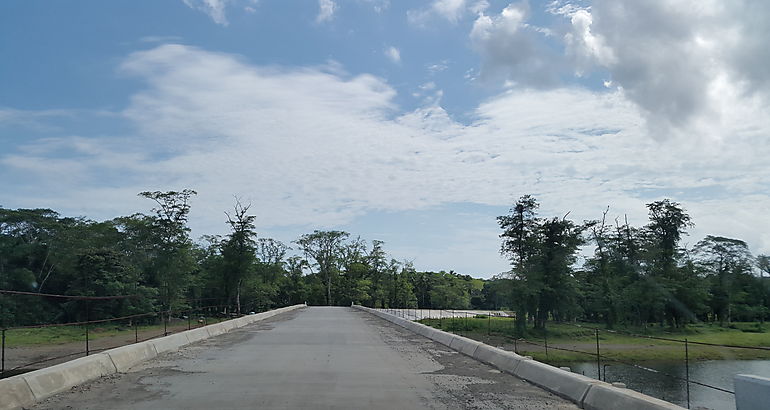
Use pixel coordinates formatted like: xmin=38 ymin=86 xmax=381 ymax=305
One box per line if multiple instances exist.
xmin=32 ymin=307 xmax=578 ymax=409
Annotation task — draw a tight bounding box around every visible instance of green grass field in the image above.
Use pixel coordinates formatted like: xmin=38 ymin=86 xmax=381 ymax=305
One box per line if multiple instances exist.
xmin=3 ymin=317 xmax=228 ymax=347
xmin=419 ymin=316 xmax=770 ymax=362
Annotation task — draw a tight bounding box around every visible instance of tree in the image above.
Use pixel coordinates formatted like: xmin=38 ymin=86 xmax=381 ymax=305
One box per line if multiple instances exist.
xmin=695 ymin=236 xmax=754 ymax=325
xmin=138 ymin=190 xmax=197 ymax=313
xmin=498 ymin=195 xmax=541 ymax=333
xmin=642 ymin=199 xmax=695 ymax=327
xmin=295 ymin=230 xmax=349 ymax=306
xmin=221 ymin=199 xmax=257 ymax=314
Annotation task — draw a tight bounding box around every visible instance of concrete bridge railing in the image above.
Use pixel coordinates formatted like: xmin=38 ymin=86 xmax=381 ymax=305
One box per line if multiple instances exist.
xmin=0 ymin=304 xmax=306 ymax=410
xmin=353 ymin=305 xmax=684 ymax=410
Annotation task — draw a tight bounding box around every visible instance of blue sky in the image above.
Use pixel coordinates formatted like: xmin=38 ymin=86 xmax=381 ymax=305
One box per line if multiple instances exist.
xmin=2 ymin=0 xmax=770 ymax=277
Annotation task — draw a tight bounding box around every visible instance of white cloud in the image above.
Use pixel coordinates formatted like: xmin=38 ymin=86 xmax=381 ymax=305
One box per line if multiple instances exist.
xmin=384 ymin=46 xmax=401 ymax=64
xmin=464 ymin=1 xmax=770 ymax=141
xmin=469 ymin=2 xmax=560 ymax=87
xmin=183 ymin=0 xmax=231 ymax=25
xmin=408 ymin=0 xmax=469 ymax=26
xmin=316 ymin=0 xmax=337 ymax=23
xmin=3 ymin=44 xmax=770 ymax=262
xmin=182 ymin=0 xmax=259 ymax=25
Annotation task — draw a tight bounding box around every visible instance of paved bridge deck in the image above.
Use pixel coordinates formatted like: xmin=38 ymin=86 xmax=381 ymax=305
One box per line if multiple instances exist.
xmin=31 ymin=307 xmax=577 ymax=409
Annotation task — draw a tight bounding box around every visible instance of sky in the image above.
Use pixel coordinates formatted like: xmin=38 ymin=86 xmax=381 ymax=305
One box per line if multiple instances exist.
xmin=1 ymin=0 xmax=769 ymax=278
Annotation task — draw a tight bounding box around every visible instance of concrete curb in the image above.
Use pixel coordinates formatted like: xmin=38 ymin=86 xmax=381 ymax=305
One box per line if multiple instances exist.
xmin=352 ymin=305 xmax=685 ymax=410
xmin=0 ymin=304 xmax=305 ymax=410
xmin=582 ymin=383 xmax=685 ymax=410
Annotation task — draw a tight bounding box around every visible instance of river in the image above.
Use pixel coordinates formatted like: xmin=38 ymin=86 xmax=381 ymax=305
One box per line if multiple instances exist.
xmin=564 ymin=359 xmax=770 ymax=409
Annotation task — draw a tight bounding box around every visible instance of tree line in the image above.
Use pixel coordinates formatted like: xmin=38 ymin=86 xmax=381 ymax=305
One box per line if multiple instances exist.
xmin=497 ymin=195 xmax=770 ymax=333
xmin=1 ymin=190 xmax=768 ymax=333
xmin=0 ymin=190 xmax=483 ymax=327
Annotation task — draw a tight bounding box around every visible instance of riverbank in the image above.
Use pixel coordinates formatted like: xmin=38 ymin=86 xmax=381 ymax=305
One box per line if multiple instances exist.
xmin=418 ymin=317 xmax=770 ymax=362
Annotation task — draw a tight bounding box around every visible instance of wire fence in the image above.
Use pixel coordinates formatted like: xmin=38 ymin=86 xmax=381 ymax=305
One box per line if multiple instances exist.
xmin=0 ymin=290 xmax=252 ymax=379
xmin=373 ymin=307 xmax=769 ymax=409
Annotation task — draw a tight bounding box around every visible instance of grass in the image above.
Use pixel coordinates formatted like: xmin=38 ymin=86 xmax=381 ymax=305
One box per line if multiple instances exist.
xmin=2 ymin=316 xmax=228 ymax=347
xmin=418 ymin=316 xmax=770 ymax=363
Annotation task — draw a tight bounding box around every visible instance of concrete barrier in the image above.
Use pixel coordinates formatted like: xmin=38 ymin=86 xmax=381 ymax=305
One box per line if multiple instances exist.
xmin=151 ymin=332 xmax=191 ymax=354
xmin=106 ymin=342 xmax=159 ymax=372
xmin=472 ymin=344 xmax=524 ymax=374
xmin=0 ymin=304 xmax=305 ymax=410
xmin=0 ymin=375 xmax=36 ymax=410
xmin=734 ymin=374 xmax=770 ymax=410
xmin=514 ymin=358 xmax=599 ymax=404
xmin=353 ymin=305 xmax=684 ymax=410
xmin=582 ymin=383 xmax=685 ymax=410
xmin=218 ymin=320 xmax=238 ymax=331
xmin=185 ymin=327 xmax=212 ymax=343
xmin=206 ymin=322 xmax=228 ymax=336
xmin=449 ymin=334 xmax=481 ymax=357
xmin=23 ymin=353 xmax=117 ymax=400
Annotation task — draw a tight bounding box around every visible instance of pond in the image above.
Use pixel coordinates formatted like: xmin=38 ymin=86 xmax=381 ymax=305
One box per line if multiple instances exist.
xmin=565 ymin=359 xmax=770 ymax=410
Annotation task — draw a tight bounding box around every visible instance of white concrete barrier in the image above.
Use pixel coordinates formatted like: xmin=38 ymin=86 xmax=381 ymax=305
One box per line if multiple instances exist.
xmin=582 ymin=383 xmax=685 ymax=410
xmin=352 ymin=305 xmax=684 ymax=410
xmin=472 ymin=344 xmax=524 ymax=374
xmin=734 ymin=374 xmax=770 ymax=410
xmin=22 ymin=353 xmax=117 ymax=400
xmin=185 ymin=327 xmax=212 ymax=343
xmin=0 ymin=304 xmax=305 ymax=410
xmin=206 ymin=322 xmax=228 ymax=336
xmin=514 ymin=358 xmax=600 ymax=404
xmin=449 ymin=334 xmax=482 ymax=357
xmin=0 ymin=375 xmax=36 ymax=410
xmin=151 ymin=332 xmax=191 ymax=354
xmin=106 ymin=342 xmax=159 ymax=372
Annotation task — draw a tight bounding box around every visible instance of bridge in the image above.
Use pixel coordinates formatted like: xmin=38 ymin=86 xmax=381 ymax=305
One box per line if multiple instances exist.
xmin=2 ymin=306 xmax=683 ymax=409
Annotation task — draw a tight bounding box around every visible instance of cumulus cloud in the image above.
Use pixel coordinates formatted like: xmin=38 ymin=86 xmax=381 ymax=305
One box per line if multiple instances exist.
xmin=470 ymin=2 xmax=560 ymax=87
xmin=464 ymin=0 xmax=770 ymax=140
xmin=384 ymin=46 xmax=401 ymax=64
xmin=316 ymin=0 xmax=337 ymax=23
xmin=3 ymin=44 xmax=769 ymax=258
xmin=558 ymin=0 xmax=770 ymax=139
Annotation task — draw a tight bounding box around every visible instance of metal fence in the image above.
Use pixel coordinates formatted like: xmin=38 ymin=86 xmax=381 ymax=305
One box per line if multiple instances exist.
xmin=0 ymin=290 xmax=243 ymax=379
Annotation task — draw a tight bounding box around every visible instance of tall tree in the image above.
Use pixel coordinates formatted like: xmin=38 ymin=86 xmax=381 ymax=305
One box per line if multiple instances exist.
xmin=498 ymin=195 xmax=541 ymax=333
xmin=695 ymin=236 xmax=753 ymax=325
xmin=138 ymin=190 xmax=197 ymax=313
xmin=295 ymin=230 xmax=349 ymax=306
xmin=221 ymin=199 xmax=257 ymax=314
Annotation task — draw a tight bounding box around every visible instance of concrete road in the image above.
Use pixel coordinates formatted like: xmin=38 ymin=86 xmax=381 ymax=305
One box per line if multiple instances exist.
xmin=32 ymin=307 xmax=578 ymax=410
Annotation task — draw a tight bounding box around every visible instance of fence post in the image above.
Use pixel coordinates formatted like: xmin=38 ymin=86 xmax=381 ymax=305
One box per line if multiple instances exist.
xmin=134 ymin=317 xmax=138 ymax=343
xmin=1 ymin=328 xmax=5 ymax=374
xmin=488 ymin=314 xmax=491 ymax=336
xmin=544 ymin=326 xmax=549 ymax=359
xmin=187 ymin=309 xmax=191 ymax=331
xmin=595 ymin=328 xmax=601 ymax=381
xmin=85 ymin=299 xmax=90 ymax=356
xmin=685 ymin=338 xmax=690 ymax=409
xmin=163 ymin=310 xmax=168 ymax=336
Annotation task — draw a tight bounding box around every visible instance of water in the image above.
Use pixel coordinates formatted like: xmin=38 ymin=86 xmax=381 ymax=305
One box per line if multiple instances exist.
xmin=566 ymin=360 xmax=770 ymax=409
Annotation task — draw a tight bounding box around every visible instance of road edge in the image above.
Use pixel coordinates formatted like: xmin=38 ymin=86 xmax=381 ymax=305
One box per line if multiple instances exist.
xmin=0 ymin=304 xmax=306 ymax=410
xmin=352 ymin=305 xmax=684 ymax=410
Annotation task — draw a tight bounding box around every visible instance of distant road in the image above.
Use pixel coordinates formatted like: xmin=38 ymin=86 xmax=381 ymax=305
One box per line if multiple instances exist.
xmin=32 ymin=307 xmax=577 ymax=410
